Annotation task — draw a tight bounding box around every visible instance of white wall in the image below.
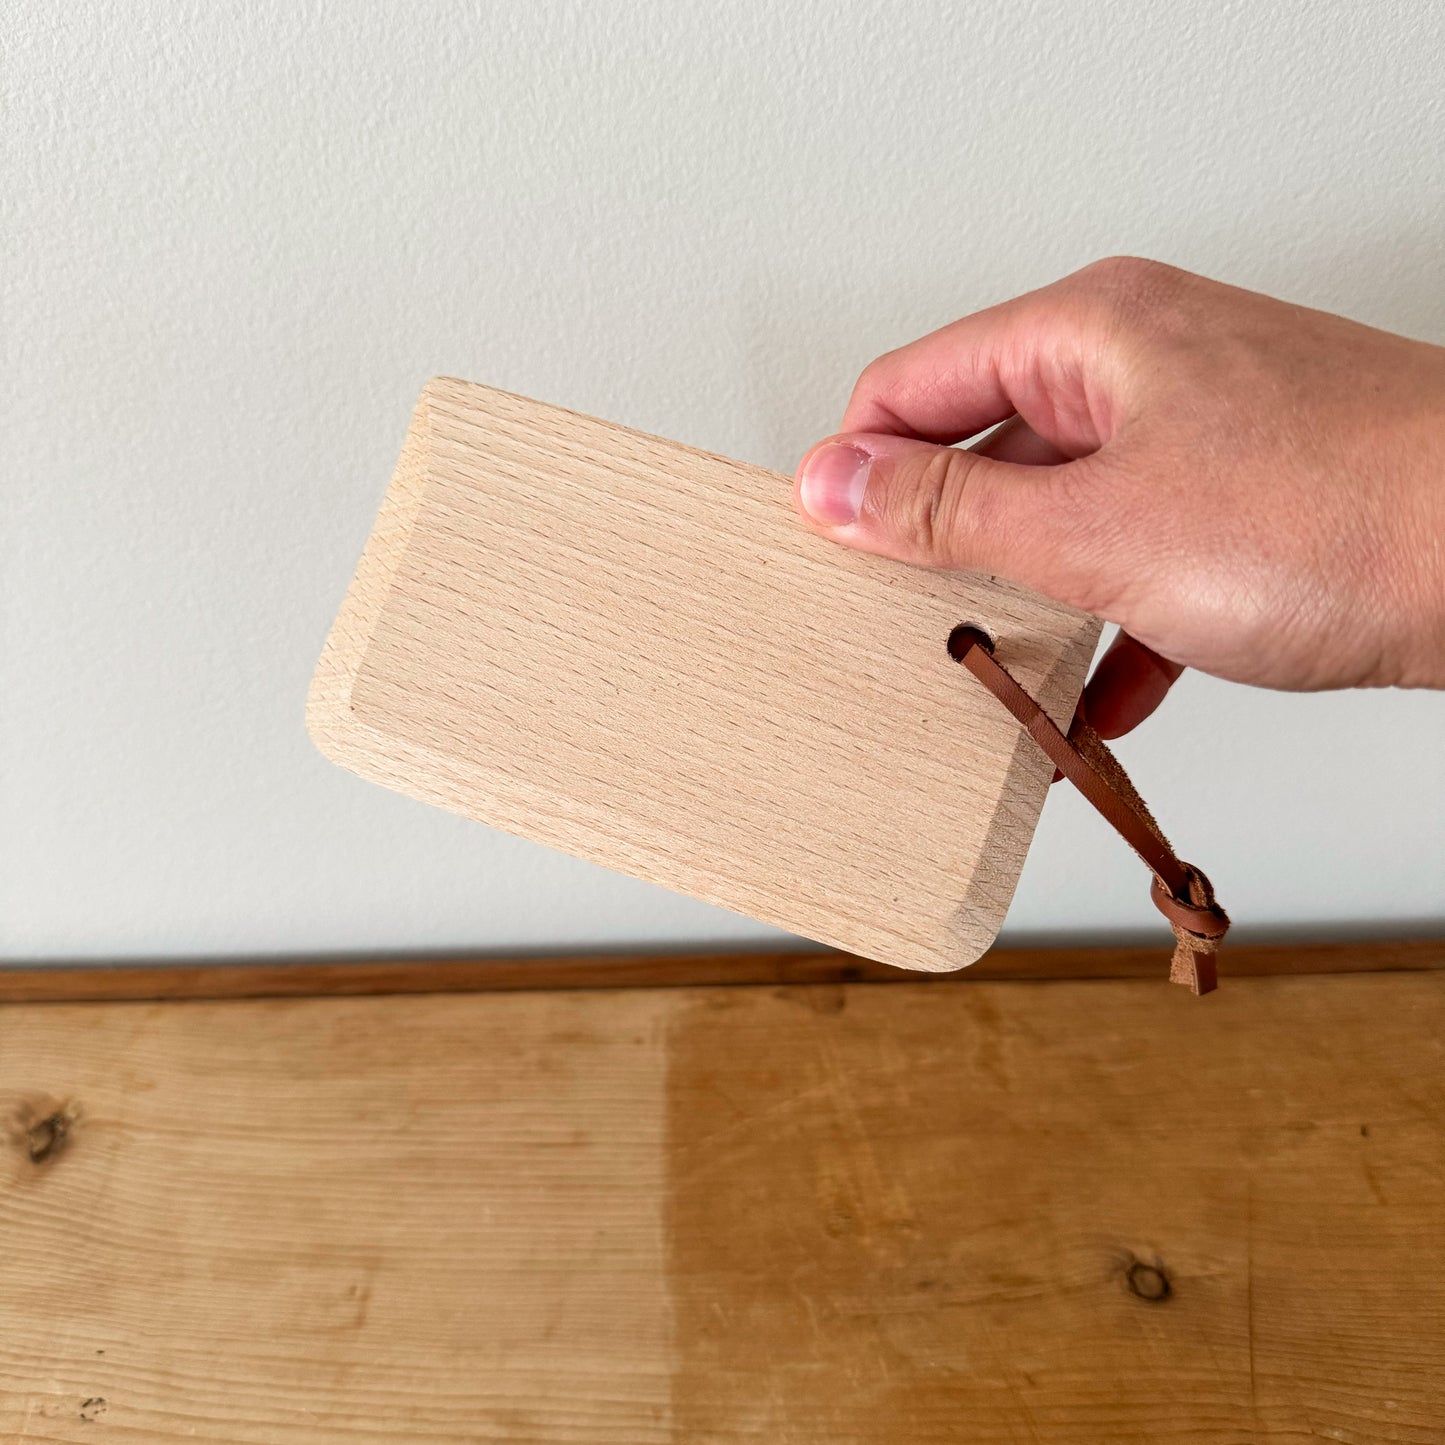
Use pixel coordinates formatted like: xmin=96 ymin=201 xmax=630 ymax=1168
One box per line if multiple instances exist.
xmin=5 ymin=0 xmax=1442 ymax=963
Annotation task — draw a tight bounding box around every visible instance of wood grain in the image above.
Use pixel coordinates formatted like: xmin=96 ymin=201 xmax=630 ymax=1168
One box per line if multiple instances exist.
xmin=0 ymin=936 xmax=1440 ymax=1004
xmin=3 ymin=967 xmax=1444 ymax=1441
xmin=308 ymin=380 xmax=1100 ymax=973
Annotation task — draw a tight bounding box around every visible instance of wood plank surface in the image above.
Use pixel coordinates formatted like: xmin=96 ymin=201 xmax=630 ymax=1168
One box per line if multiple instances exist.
xmin=4 ymin=964 xmax=1444 ymax=1441
xmin=0 ymin=936 xmax=1440 ymax=1004
xmin=307 ymin=379 xmax=1100 ymax=974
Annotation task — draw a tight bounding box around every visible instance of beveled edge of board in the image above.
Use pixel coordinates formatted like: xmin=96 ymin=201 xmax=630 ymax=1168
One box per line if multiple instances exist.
xmin=307 ymin=384 xmax=436 ymax=766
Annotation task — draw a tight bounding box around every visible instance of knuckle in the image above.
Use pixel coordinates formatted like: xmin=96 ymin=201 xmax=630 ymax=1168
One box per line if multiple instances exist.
xmin=876 ymin=447 xmax=974 ymax=565
xmin=1072 ymin=255 xmax=1188 ymax=333
xmin=1080 ymin=254 xmax=1165 ymax=287
xmin=850 ymin=350 xmax=901 ymax=407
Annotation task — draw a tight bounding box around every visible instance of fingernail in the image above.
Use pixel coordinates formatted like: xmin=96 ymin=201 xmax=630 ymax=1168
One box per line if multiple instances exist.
xmin=798 ymin=443 xmax=870 ymax=527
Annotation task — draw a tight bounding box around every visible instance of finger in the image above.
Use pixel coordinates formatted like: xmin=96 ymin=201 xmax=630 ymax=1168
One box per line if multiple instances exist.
xmin=793 ymin=431 xmax=1113 ymax=612
xmin=1081 ymin=630 xmax=1185 ymax=740
xmin=839 ymin=273 xmax=1116 ymax=457
xmin=967 ymin=414 xmax=1071 ymax=466
xmin=971 ymin=427 xmax=1083 ymax=786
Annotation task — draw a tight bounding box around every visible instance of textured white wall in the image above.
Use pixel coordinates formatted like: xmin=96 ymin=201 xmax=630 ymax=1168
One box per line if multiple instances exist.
xmin=5 ymin=0 xmax=1442 ymax=962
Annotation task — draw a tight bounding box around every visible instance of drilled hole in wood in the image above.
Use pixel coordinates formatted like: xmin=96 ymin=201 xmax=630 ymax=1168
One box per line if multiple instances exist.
xmin=947 ymin=624 xmax=995 ymax=662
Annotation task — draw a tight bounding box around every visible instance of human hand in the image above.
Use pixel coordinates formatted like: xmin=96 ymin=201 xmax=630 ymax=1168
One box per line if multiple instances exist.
xmin=793 ymin=258 xmax=1445 ymax=738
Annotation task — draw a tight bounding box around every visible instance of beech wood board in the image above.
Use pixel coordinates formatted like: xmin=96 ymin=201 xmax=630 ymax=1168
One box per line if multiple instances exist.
xmin=308 ymin=379 xmax=1100 ymax=973
xmin=5 ymin=962 xmax=1444 ymax=1442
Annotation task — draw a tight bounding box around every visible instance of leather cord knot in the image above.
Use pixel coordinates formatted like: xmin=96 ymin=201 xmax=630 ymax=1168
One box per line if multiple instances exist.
xmin=1150 ymin=865 xmax=1229 ymax=994
xmin=949 ymin=627 xmax=1229 ymax=994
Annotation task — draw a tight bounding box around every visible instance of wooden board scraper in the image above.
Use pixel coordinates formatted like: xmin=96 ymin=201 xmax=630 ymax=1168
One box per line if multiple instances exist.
xmin=308 ymin=378 xmax=1101 ymax=972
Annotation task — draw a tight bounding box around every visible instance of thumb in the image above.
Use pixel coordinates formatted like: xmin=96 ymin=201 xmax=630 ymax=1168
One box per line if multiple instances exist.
xmin=793 ymin=431 xmax=1105 ymax=608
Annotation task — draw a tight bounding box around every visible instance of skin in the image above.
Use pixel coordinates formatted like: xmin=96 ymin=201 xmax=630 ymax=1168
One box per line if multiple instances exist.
xmin=793 ymin=257 xmax=1445 ymax=739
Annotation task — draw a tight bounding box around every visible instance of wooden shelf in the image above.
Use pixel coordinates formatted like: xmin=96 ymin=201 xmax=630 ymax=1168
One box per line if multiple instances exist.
xmin=2 ymin=944 xmax=1442 ymax=1441
xmin=1 ymin=935 xmax=1439 ymax=1004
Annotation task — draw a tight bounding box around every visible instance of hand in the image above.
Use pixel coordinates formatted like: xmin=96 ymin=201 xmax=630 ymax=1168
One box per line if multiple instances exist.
xmin=793 ymin=257 xmax=1445 ymax=738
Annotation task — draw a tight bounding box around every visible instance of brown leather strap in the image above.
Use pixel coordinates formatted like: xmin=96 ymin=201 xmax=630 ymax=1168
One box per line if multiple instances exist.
xmin=949 ymin=627 xmax=1228 ymax=994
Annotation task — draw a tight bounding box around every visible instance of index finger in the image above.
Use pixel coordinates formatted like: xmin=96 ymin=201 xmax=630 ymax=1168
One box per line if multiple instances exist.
xmin=840 ymin=267 xmax=1121 ymax=458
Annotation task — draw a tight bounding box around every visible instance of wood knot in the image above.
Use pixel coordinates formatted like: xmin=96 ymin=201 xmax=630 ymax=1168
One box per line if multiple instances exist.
xmin=8 ymin=1098 xmax=79 ymax=1165
xmin=27 ymin=1110 xmax=71 ymax=1164
xmin=1125 ymin=1259 xmax=1171 ymax=1303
